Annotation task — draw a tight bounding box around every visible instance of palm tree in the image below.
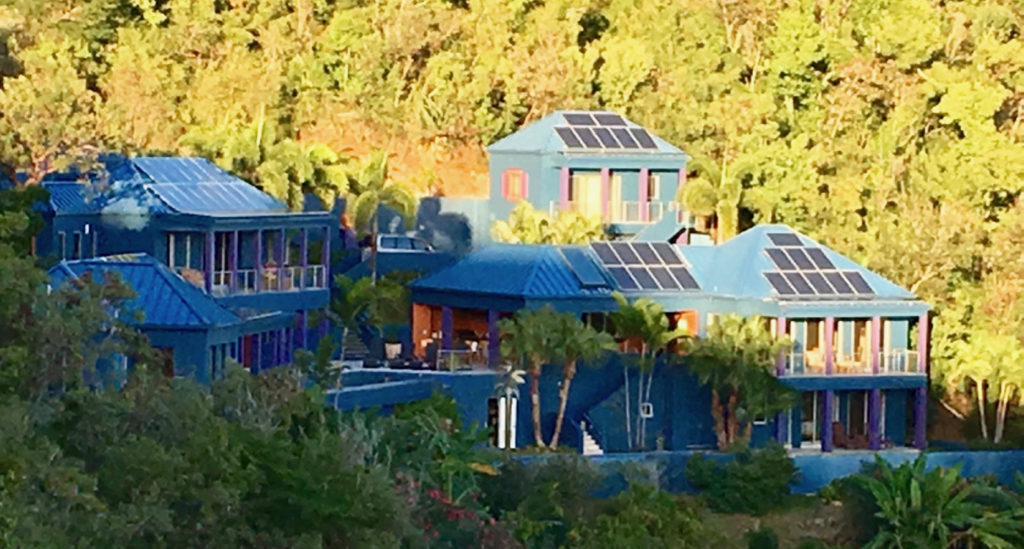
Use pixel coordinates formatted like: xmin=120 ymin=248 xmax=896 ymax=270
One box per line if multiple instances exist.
xmin=677 ymin=155 xmax=754 ymax=243
xmin=608 ymin=293 xmax=687 ymax=449
xmin=499 ymin=307 xmax=559 ymax=449
xmin=684 ymin=314 xmax=794 ymax=449
xmin=549 ymin=316 xmax=616 ymax=449
xmin=345 ymin=150 xmax=418 ymax=283
xmin=494 ymin=364 xmax=526 ymax=450
xmin=327 ymin=274 xmax=403 ymax=361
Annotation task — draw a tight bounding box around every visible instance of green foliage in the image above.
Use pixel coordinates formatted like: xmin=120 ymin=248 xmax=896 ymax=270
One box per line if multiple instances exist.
xmin=492 ymin=202 xmax=605 ymax=245
xmin=566 ymin=483 xmax=705 ymax=548
xmin=745 ymin=525 xmax=780 ymax=549
xmin=685 ymin=444 xmax=798 ymax=515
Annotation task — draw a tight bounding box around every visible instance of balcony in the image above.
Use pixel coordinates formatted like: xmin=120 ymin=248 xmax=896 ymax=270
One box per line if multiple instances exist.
xmin=207 ymin=265 xmax=327 ymax=297
xmin=548 ymin=200 xmax=670 ymax=224
xmin=437 ymin=349 xmax=490 ymax=371
xmin=782 ymin=349 xmax=921 ymax=376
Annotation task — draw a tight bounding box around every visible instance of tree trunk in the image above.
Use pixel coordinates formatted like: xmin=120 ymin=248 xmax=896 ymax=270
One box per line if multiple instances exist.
xmin=530 ymin=367 xmax=545 ymax=448
xmin=994 ymin=385 xmax=1011 ymax=444
xmin=641 ymin=358 xmax=656 ymax=449
xmin=370 ymin=209 xmax=379 ymax=284
xmin=339 ymin=326 xmax=347 ymax=363
xmin=504 ymin=389 xmax=514 ymax=450
xmin=623 ymin=362 xmax=632 ymax=450
xmin=550 ymin=360 xmax=576 ymax=449
xmin=711 ymin=389 xmax=727 ymax=450
xmin=726 ymin=392 xmax=739 ymax=446
xmin=977 ymin=379 xmax=989 ymax=440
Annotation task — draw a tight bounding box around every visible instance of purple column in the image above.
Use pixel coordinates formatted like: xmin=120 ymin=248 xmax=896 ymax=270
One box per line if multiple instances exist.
xmin=487 ymin=310 xmax=500 ymax=367
xmin=917 ymin=313 xmax=928 ymax=374
xmin=300 ymin=228 xmax=308 ymax=290
xmin=774 ymin=317 xmax=788 ymax=444
xmin=441 ymin=306 xmax=453 ymax=351
xmin=824 ymin=317 xmax=835 ymax=375
xmin=204 ymin=230 xmax=214 ymax=293
xmin=280 ymin=328 xmax=288 ymax=365
xmin=559 ymin=167 xmax=570 ymax=210
xmin=822 ymin=390 xmax=834 ymax=452
xmin=914 ymin=386 xmax=927 ymax=449
xmin=639 ymin=168 xmax=649 ymax=223
xmin=871 ymin=316 xmax=881 ymax=374
xmin=276 ymin=230 xmax=286 ymax=291
xmin=869 ymin=388 xmax=882 ymax=450
xmin=322 ymin=226 xmax=331 ymax=288
xmin=600 ymin=168 xmax=610 ymax=220
xmin=296 ymin=311 xmax=307 ymax=351
xmin=229 ymin=231 xmax=239 ymax=294
xmin=255 ymin=230 xmax=263 ymax=292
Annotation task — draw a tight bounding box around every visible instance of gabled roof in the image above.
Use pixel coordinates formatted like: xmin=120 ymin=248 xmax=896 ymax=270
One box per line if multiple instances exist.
xmin=410 ymin=244 xmax=613 ymax=299
xmin=41 ymin=155 xmax=287 ymax=217
xmin=680 ymin=225 xmax=916 ymax=301
xmin=487 ymin=110 xmax=686 ymax=156
xmin=48 ymin=254 xmax=239 ymax=328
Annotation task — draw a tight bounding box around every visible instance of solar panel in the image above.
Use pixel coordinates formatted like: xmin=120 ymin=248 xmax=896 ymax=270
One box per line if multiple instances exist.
xmin=611 ymin=128 xmax=639 ymax=148
xmin=592 ymin=127 xmax=620 ymax=148
xmin=784 ymin=272 xmax=814 ymax=294
xmin=575 ymin=127 xmax=602 ymax=148
xmin=592 ymin=242 xmax=619 ymax=265
xmin=768 ymin=233 xmax=803 ymax=246
xmin=824 ymin=271 xmax=853 ymax=294
xmin=806 ymin=248 xmax=834 ymax=269
xmin=630 ymin=267 xmax=660 ymax=290
xmin=787 ymin=248 xmax=815 ymax=270
xmin=766 ymin=248 xmax=795 ymax=270
xmin=765 ymin=272 xmax=796 ymax=295
xmin=632 ymin=242 xmax=660 ymax=264
xmin=651 ymin=242 xmax=683 ymax=265
xmin=610 ymin=242 xmax=641 ymax=265
xmin=561 ymin=248 xmax=607 ymax=287
xmin=564 ymin=113 xmax=596 ymax=126
xmin=594 ymin=113 xmax=626 ymax=126
xmin=649 ymin=266 xmax=677 ymax=289
xmin=630 ymin=128 xmax=658 ymax=149
xmin=670 ymin=266 xmax=700 ymax=289
xmin=804 ymin=272 xmax=835 ymax=294
xmin=844 ymin=271 xmax=873 ymax=294
xmin=555 ymin=127 xmax=583 ymax=148
xmin=608 ymin=267 xmax=638 ymax=290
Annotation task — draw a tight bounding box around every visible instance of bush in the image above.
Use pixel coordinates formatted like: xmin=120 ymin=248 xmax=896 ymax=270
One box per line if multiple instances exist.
xmin=744 ymin=525 xmax=779 ymax=549
xmin=684 ymin=444 xmax=797 ymax=515
xmin=566 ymin=483 xmax=706 ymax=548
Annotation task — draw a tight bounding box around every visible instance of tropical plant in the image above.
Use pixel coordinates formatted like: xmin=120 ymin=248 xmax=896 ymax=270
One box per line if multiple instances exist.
xmin=498 ymin=306 xmax=559 ymax=448
xmin=344 ymin=150 xmax=418 ymax=283
xmin=684 ymin=314 xmax=794 ymax=449
xmin=491 ymin=201 xmax=605 ymax=245
xmin=328 ymin=274 xmax=404 ymax=361
xmin=548 ymin=315 xmax=616 ymax=449
xmin=854 ymin=455 xmax=1024 ymax=548
xmin=494 ymin=363 xmax=526 ymax=450
xmin=608 ymin=293 xmax=688 ymax=449
xmin=947 ymin=332 xmax=1024 ymax=442
xmin=677 ymin=155 xmax=755 ymax=242
xmin=685 ymin=444 xmax=797 ymax=515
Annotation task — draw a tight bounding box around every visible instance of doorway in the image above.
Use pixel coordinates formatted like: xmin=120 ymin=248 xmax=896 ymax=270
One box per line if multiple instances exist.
xmin=571 ymin=173 xmax=603 ymax=218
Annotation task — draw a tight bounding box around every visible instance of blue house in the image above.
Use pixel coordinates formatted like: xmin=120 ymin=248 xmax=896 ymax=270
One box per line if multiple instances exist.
xmin=401 ymin=225 xmax=929 ymax=454
xmin=38 ymin=155 xmax=337 ymax=379
xmin=486 ymin=111 xmax=691 ymax=237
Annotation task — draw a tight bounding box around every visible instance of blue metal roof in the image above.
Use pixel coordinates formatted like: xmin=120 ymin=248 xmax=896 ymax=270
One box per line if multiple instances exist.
xmin=487 ymin=111 xmax=687 ymax=157
xmin=41 ymin=155 xmax=287 ymax=217
xmin=48 ymin=254 xmax=239 ymax=328
xmin=411 ymin=244 xmax=613 ymax=299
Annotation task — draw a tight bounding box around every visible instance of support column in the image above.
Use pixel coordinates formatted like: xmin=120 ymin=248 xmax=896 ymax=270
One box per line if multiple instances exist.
xmin=280 ymin=328 xmax=288 ymax=365
xmin=441 ymin=306 xmax=453 ymax=351
xmin=277 ymin=229 xmax=286 ymax=291
xmin=639 ymin=168 xmax=650 ymax=223
xmin=559 ymin=167 xmax=570 ymax=211
xmin=296 ymin=311 xmax=307 ymax=351
xmin=871 ymin=316 xmax=881 ymax=374
xmin=914 ymin=386 xmax=927 ymax=449
xmin=774 ymin=317 xmax=788 ymax=444
xmin=487 ymin=310 xmax=500 ymax=367
xmin=917 ymin=313 xmax=928 ymax=374
xmin=869 ymin=388 xmax=882 ymax=450
xmin=790 ymin=404 xmax=802 ymax=449
xmin=300 ymin=228 xmax=308 ymax=290
xmin=255 ymin=230 xmax=263 ymax=292
xmin=824 ymin=317 xmax=835 ymax=375
xmin=822 ymin=390 xmax=834 ymax=452
xmin=229 ymin=231 xmax=239 ymax=294
xmin=322 ymin=225 xmax=331 ymax=288
xmin=600 ymin=168 xmax=610 ymax=220
xmin=204 ymin=230 xmax=214 ymax=293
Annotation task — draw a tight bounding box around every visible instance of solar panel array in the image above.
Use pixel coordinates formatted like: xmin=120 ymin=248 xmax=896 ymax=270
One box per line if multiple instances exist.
xmin=555 ymin=112 xmax=659 ymax=151
xmin=148 ymin=182 xmax=286 ymax=214
xmin=590 ymin=241 xmax=700 ymax=291
xmin=761 ymin=232 xmax=874 ymax=298
xmin=134 ymin=157 xmax=239 ymax=184
xmin=560 ymin=247 xmax=608 ymax=288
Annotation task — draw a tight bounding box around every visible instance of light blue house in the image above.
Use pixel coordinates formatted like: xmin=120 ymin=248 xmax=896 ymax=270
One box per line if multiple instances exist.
xmin=398 ymin=224 xmax=929 ymax=454
xmin=486 ymin=111 xmax=691 ymax=237
xmin=38 ymin=155 xmax=337 ymax=379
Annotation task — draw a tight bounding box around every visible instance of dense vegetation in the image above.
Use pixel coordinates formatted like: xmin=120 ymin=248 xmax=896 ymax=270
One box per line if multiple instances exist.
xmin=4 ymin=0 xmax=1024 ymax=435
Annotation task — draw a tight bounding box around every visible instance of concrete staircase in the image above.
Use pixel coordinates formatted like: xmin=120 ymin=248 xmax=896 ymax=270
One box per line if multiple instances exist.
xmin=581 ymin=421 xmax=604 ymax=456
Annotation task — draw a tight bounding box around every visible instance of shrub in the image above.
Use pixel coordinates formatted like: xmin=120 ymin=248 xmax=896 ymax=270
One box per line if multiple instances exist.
xmin=566 ymin=483 xmax=705 ymax=548
xmin=684 ymin=444 xmax=797 ymax=515
xmin=744 ymin=525 xmax=779 ymax=549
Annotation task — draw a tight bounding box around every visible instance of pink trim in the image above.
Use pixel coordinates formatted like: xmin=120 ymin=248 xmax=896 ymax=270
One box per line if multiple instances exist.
xmin=559 ymin=167 xmax=570 ymax=210
xmin=824 ymin=317 xmax=835 ymax=375
xmin=639 ymin=168 xmax=649 ymax=222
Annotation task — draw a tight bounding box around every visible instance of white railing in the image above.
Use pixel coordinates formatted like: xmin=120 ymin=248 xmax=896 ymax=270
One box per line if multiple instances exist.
xmin=783 ymin=350 xmax=922 ymax=376
xmin=236 ymin=269 xmax=257 ymax=293
xmin=550 ymin=200 xmax=667 ymax=224
xmin=304 ymin=265 xmax=326 ymax=288
xmin=437 ymin=349 xmax=488 ymax=371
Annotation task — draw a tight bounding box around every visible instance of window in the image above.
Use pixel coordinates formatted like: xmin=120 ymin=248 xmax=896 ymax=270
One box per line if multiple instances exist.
xmin=72 ymin=232 xmax=82 ymax=259
xmin=501 ymin=169 xmax=528 ymax=201
xmin=640 ymin=402 xmax=654 ymax=418
xmin=57 ymin=231 xmax=67 ymax=260
xmin=647 ymin=174 xmax=661 ymax=200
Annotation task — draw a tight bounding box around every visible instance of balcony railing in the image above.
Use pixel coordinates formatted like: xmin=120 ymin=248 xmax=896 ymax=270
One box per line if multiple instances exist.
xmin=548 ymin=200 xmax=668 ymax=224
xmin=437 ymin=349 xmax=489 ymax=371
xmin=782 ymin=349 xmax=922 ymax=376
xmin=184 ymin=266 xmax=326 ymax=296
